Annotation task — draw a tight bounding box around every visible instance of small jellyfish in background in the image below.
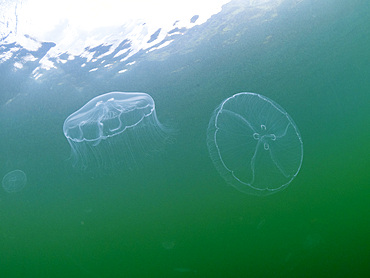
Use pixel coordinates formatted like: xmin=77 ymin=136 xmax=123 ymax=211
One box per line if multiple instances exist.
xmin=63 ymin=92 xmax=170 ymax=174
xmin=2 ymin=170 xmax=27 ymax=193
xmin=161 ymin=240 xmax=176 ymax=250
xmin=207 ymin=92 xmax=303 ymax=196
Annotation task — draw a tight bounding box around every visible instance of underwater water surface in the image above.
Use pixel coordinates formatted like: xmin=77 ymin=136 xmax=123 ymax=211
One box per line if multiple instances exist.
xmin=0 ymin=0 xmax=369 ymax=277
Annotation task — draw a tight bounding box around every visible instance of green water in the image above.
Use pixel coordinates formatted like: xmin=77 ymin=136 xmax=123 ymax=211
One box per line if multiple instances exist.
xmin=0 ymin=0 xmax=369 ymax=277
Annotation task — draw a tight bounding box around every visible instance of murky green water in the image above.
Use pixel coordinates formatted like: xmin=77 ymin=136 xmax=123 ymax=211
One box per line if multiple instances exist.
xmin=0 ymin=0 xmax=369 ymax=277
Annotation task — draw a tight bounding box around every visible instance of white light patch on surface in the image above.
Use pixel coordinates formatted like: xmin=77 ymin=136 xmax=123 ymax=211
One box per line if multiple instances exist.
xmin=1 ymin=0 xmax=231 ymax=74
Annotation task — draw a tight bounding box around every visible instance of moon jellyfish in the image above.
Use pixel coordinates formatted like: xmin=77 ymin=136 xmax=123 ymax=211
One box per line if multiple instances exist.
xmin=63 ymin=92 xmax=169 ymax=174
xmin=2 ymin=170 xmax=27 ymax=193
xmin=207 ymin=92 xmax=303 ymax=196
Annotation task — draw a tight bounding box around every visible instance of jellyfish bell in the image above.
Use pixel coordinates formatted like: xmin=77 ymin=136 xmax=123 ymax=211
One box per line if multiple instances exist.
xmin=2 ymin=170 xmax=27 ymax=193
xmin=207 ymin=92 xmax=303 ymax=196
xmin=63 ymin=92 xmax=169 ymax=174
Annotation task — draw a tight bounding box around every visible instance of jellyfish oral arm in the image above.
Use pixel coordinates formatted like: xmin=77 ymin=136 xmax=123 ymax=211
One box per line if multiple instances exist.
xmin=219 ymin=109 xmax=257 ymax=133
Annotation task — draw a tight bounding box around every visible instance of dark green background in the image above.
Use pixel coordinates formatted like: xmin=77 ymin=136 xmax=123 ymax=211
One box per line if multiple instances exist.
xmin=0 ymin=0 xmax=369 ymax=277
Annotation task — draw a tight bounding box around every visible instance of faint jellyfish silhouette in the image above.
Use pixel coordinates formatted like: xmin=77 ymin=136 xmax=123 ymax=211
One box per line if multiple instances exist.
xmin=161 ymin=240 xmax=175 ymax=250
xmin=2 ymin=170 xmax=27 ymax=193
xmin=302 ymin=233 xmax=322 ymax=250
xmin=207 ymin=92 xmax=303 ymax=196
xmin=63 ymin=92 xmax=170 ymax=174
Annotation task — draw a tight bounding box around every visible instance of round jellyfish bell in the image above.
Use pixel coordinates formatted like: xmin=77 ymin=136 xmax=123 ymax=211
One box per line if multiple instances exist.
xmin=2 ymin=170 xmax=27 ymax=193
xmin=206 ymin=92 xmax=303 ymax=196
xmin=63 ymin=92 xmax=169 ymax=174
